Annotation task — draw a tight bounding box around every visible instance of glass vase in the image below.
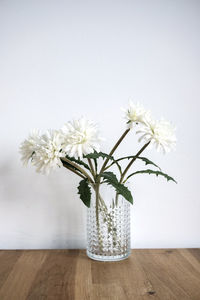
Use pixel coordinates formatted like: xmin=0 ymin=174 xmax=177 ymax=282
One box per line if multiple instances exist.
xmin=86 ymin=184 xmax=131 ymax=261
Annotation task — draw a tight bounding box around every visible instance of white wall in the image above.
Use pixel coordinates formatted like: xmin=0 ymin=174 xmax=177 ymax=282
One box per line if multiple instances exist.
xmin=0 ymin=0 xmax=199 ymax=249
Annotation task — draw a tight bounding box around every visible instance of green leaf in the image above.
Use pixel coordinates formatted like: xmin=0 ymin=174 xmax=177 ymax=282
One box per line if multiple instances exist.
xmin=126 ymin=169 xmax=177 ymax=183
xmin=84 ymin=151 xmax=108 ymax=173
xmin=84 ymin=151 xmax=113 ymax=160
xmin=61 ymin=158 xmax=81 ymax=172
xmin=139 ymin=157 xmax=161 ymax=170
xmin=85 ymin=151 xmax=122 ymax=174
xmin=112 ymin=156 xmax=161 ymax=170
xmin=77 ymin=179 xmax=91 ymax=207
xmin=100 ymin=171 xmax=133 ymax=204
xmin=65 ymin=155 xmax=90 ymax=170
xmin=86 ymin=151 xmax=123 ymax=174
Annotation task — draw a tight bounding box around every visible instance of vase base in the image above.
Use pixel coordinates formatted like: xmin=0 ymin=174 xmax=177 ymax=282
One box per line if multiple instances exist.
xmin=86 ymin=249 xmax=131 ymax=262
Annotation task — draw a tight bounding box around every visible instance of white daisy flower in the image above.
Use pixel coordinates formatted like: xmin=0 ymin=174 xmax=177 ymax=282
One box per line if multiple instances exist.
xmin=19 ymin=129 xmax=41 ymax=165
xmin=61 ymin=118 xmax=101 ymax=159
xmin=32 ymin=130 xmax=65 ymax=175
xmin=136 ymin=117 xmax=176 ymax=153
xmin=123 ymin=101 xmax=150 ymax=128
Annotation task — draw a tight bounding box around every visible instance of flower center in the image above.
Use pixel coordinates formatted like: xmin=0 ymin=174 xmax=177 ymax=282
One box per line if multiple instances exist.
xmin=70 ymin=131 xmax=88 ymax=145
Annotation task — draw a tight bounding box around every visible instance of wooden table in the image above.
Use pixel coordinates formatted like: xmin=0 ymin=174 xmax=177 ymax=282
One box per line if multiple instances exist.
xmin=0 ymin=249 xmax=200 ymax=299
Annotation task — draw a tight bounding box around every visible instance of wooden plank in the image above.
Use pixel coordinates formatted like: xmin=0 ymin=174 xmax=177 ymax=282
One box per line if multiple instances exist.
xmin=188 ymin=248 xmax=200 ymax=263
xmin=74 ymin=250 xmax=93 ymax=300
xmin=0 ymin=249 xmax=199 ymax=300
xmin=27 ymin=249 xmax=79 ymax=300
xmin=135 ymin=249 xmax=200 ymax=300
xmin=0 ymin=250 xmax=22 ymax=289
xmin=0 ymin=250 xmax=47 ymax=300
xmin=91 ymin=251 xmax=160 ymax=300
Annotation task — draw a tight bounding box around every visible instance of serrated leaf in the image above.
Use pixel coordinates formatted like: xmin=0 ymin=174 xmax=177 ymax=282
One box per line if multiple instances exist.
xmin=139 ymin=157 xmax=161 ymax=170
xmin=65 ymin=155 xmax=90 ymax=170
xmin=126 ymin=169 xmax=177 ymax=183
xmin=100 ymin=171 xmax=133 ymax=204
xmin=112 ymin=156 xmax=161 ymax=170
xmin=77 ymin=179 xmax=91 ymax=207
xmin=86 ymin=152 xmax=122 ymax=174
xmin=85 ymin=151 xmax=122 ymax=174
xmin=84 ymin=151 xmax=114 ymax=160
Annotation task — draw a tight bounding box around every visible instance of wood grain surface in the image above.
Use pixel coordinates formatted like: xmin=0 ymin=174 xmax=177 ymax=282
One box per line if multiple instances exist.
xmin=0 ymin=249 xmax=200 ymax=300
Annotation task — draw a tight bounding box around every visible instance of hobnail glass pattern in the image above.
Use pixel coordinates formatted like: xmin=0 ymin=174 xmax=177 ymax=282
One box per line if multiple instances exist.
xmin=87 ymin=185 xmax=131 ymax=261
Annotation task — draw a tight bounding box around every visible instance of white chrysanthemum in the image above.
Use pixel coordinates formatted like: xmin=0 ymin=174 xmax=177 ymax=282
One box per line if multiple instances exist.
xmin=123 ymin=101 xmax=150 ymax=128
xmin=32 ymin=130 xmax=65 ymax=175
xmin=19 ymin=129 xmax=41 ymax=165
xmin=61 ymin=118 xmax=101 ymax=159
xmin=136 ymin=117 xmax=176 ymax=153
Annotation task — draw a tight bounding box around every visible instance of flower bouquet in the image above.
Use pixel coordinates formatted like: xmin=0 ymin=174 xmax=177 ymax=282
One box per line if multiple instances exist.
xmin=20 ymin=102 xmax=176 ymax=261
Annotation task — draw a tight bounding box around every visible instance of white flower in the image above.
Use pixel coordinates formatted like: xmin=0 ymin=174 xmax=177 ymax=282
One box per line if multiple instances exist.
xmin=19 ymin=129 xmax=41 ymax=165
xmin=32 ymin=130 xmax=65 ymax=175
xmin=61 ymin=118 xmax=101 ymax=159
xmin=123 ymin=101 xmax=150 ymax=128
xmin=136 ymin=117 xmax=176 ymax=153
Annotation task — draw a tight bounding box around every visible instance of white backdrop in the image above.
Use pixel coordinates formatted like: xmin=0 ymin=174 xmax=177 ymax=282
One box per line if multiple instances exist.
xmin=0 ymin=0 xmax=199 ymax=249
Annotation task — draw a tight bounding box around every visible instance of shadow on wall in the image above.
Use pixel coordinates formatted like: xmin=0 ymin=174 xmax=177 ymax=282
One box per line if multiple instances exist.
xmin=0 ymin=157 xmax=86 ymax=249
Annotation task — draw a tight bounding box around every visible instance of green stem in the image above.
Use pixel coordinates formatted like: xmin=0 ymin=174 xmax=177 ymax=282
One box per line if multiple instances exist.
xmin=62 ymin=162 xmax=86 ymax=180
xmin=95 ymin=182 xmax=103 ymax=252
xmin=87 ymin=158 xmax=96 ymax=178
xmin=115 ymin=193 xmax=119 ymax=207
xmin=99 ymin=129 xmax=130 ymax=175
xmin=120 ymin=141 xmax=150 ymax=183
xmin=61 ymin=157 xmax=94 ymax=184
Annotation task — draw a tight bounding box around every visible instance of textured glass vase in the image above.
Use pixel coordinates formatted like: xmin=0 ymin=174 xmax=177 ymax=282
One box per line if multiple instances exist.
xmin=87 ymin=184 xmax=131 ymax=261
